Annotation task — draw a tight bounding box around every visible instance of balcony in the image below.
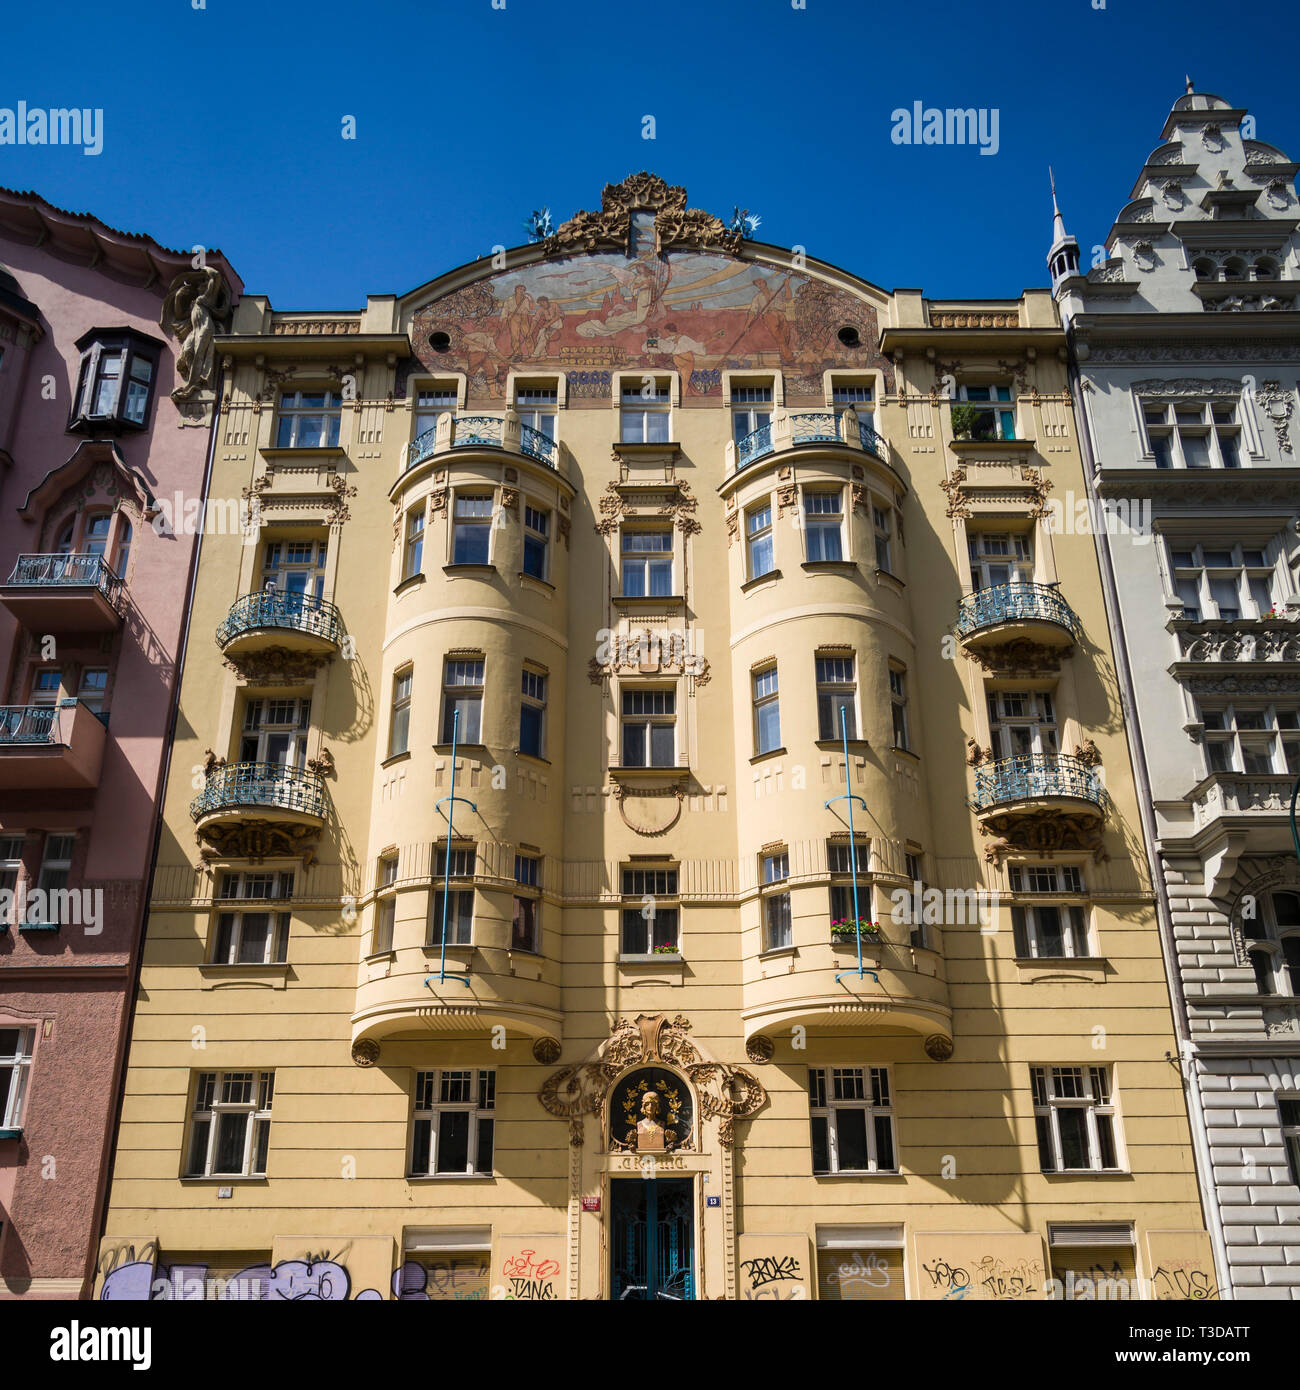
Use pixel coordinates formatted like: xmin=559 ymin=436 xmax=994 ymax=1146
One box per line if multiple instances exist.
xmin=401 ymin=410 xmax=557 ymax=478
xmin=972 ymin=754 xmax=1104 ymax=816
xmin=191 ymin=761 xmax=327 ymax=862
xmin=955 ymin=583 xmax=1081 ymax=654
xmin=216 ymin=591 xmax=343 ymax=665
xmin=0 ymin=700 xmax=106 ymax=789
xmin=729 ymin=408 xmax=885 ymax=472
xmin=0 ymin=554 xmax=124 ymax=633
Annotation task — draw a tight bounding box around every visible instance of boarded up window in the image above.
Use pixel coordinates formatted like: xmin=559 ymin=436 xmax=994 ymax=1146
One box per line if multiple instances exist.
xmin=816 ymin=1244 xmax=905 ymax=1301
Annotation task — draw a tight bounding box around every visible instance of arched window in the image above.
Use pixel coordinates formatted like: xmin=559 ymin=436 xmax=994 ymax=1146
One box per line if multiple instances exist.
xmin=54 ymin=518 xmax=75 ymax=554
xmin=1253 ymin=257 xmax=1279 ymax=282
xmin=83 ymin=514 xmax=112 ymax=558
xmin=1245 ymin=890 xmax=1300 ymax=995
xmin=1192 ymin=258 xmax=1216 ymax=281
xmin=1222 ymin=257 xmax=1247 ymax=283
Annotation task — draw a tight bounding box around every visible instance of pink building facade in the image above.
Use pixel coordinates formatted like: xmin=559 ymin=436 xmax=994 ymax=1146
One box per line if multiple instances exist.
xmin=0 ymin=188 xmax=239 ymax=1297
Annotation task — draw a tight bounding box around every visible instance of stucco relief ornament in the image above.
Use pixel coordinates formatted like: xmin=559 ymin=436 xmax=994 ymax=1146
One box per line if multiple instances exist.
xmin=351 ymin=1040 xmax=380 ymax=1068
xmin=1157 ymin=181 xmax=1186 ymax=211
xmin=543 ymin=173 xmax=742 ymax=258
xmin=1021 ymin=467 xmax=1052 ymax=518
xmin=1131 ymin=241 xmax=1157 ymax=271
xmin=1267 ymin=180 xmax=1291 ymax=209
xmin=1201 ymin=123 xmax=1225 ymax=153
xmin=161 ymin=266 xmax=232 ymax=403
xmin=1255 ymin=380 xmax=1295 ymax=455
xmin=939 ymin=468 xmax=970 ymax=519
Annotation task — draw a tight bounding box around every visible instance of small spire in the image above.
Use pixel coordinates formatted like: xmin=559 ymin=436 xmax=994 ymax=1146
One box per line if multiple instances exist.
xmin=1185 ymin=74 xmax=1194 ymax=94
xmin=1050 ymin=167 xmax=1067 ymax=245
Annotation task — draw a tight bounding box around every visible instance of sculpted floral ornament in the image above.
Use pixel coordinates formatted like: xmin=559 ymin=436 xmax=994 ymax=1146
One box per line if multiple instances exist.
xmin=537 ymin=1013 xmax=766 ymax=1149
xmin=543 ymin=173 xmax=742 ymax=258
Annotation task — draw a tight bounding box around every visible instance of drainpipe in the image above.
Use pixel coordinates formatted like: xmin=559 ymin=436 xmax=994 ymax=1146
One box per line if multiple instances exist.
xmin=1065 ymin=340 xmax=1232 ymax=1297
xmin=83 ymin=352 xmax=228 ymax=1298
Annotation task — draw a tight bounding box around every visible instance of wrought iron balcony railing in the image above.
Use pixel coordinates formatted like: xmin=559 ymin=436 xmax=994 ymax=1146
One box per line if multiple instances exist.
xmin=955 ymin=583 xmax=1081 ymax=641
xmin=404 ymin=413 xmax=558 ymax=473
xmin=215 ymin=590 xmax=344 ymax=650
xmin=190 ymin=761 xmax=328 ymax=821
xmin=0 ymin=704 xmax=60 ymax=745
xmin=5 ymin=553 xmax=124 ymax=608
xmin=733 ymin=409 xmax=884 ymax=472
xmin=971 ymin=754 xmax=1103 ymax=812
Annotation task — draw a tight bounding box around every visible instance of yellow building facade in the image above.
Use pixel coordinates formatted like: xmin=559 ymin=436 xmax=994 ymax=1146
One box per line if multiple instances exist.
xmin=97 ymin=177 xmax=1214 ymax=1302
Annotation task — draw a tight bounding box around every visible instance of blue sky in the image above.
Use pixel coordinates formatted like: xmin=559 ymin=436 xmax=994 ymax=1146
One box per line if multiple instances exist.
xmin=2 ymin=0 xmax=1298 ymax=307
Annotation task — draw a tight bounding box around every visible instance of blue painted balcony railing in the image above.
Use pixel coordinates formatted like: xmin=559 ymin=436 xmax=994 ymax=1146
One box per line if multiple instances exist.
xmin=6 ymin=553 xmax=124 ymax=608
xmin=0 ymin=704 xmax=60 ymax=745
xmin=734 ymin=410 xmax=884 ymax=471
xmin=190 ymin=761 xmax=327 ymax=822
xmin=971 ymin=754 xmax=1103 ymax=812
xmin=955 ymin=583 xmax=1082 ymax=641
xmin=215 ymin=590 xmax=343 ymax=650
xmin=405 ymin=414 xmax=558 ymax=473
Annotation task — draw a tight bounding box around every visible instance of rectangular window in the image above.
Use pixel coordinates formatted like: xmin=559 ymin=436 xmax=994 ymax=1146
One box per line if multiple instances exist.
xmin=620 ymin=688 xmax=676 ymax=768
xmin=78 ymin=668 xmax=109 ymax=714
xmin=429 ymin=889 xmax=474 ymax=946
xmin=263 ymin=538 xmax=328 ymax=600
xmin=987 ymin=689 xmax=1056 ymax=760
xmin=34 ymin=835 xmax=74 ymax=923
xmin=0 ymin=836 xmax=23 ymax=930
xmin=239 ymin=697 xmax=311 ymax=768
xmin=1047 ymin=1227 xmax=1137 ymax=1298
xmin=873 ymin=506 xmax=892 ymax=573
xmin=809 ymin=1067 xmax=896 ymax=1174
xmin=1008 ymin=863 xmax=1084 ymax=894
xmin=968 ymin=531 xmax=1033 ymax=589
xmin=958 ymin=383 xmax=1015 ymax=440
xmin=1198 ymin=702 xmax=1299 ymax=778
xmin=516 ymin=387 xmax=557 ymax=440
xmin=889 ymin=668 xmax=909 ymax=750
xmin=828 ymin=838 xmax=872 ymax=935
xmin=0 ymin=1027 xmax=35 ymax=1131
xmin=816 ymin=656 xmax=857 ymax=741
xmin=1279 ymin=1097 xmax=1300 ymax=1188
xmin=410 ymin=1070 xmax=495 ymax=1176
xmin=1031 ymin=1065 xmax=1121 ymax=1172
xmin=1168 ymin=540 xmax=1277 ymax=621
xmin=522 ymin=505 xmax=549 ymax=580
xmin=31 ymin=669 xmax=61 ymax=706
xmin=621 ymin=529 xmax=673 ymax=597
xmin=732 ymin=385 xmax=773 ymax=445
xmin=512 ymin=854 xmax=541 ymax=953
xmin=374 ymin=856 xmax=398 ymax=954
xmin=762 ymin=851 xmax=792 ymax=950
xmin=414 ymin=387 xmax=458 ymax=437
xmin=452 ymin=494 xmax=493 ymax=566
xmin=213 ymin=871 xmax=293 ymax=964
xmin=753 ymin=666 xmax=781 ymax=755
xmin=276 ymin=391 xmax=341 ymax=449
xmin=804 ymin=490 xmax=844 ymax=563
xmin=519 ymin=668 xmax=546 ymax=758
xmin=403 ymin=508 xmax=425 ymax=580
xmin=1012 ymin=904 xmax=1090 ymax=959
xmin=184 ymin=1071 xmax=274 ymax=1178
xmin=620 ymin=383 xmax=670 ymax=443
xmin=620 ymin=866 xmax=679 ymax=955
xmin=390 ymin=669 xmax=413 ymax=757
xmin=441 ymin=659 xmax=484 ymax=744
xmin=1144 ymin=400 xmax=1243 ymax=469
xmin=746 ymin=503 xmax=775 ymax=580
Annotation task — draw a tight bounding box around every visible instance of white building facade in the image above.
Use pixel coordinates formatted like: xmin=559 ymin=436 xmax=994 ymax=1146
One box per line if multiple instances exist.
xmin=1055 ymin=87 xmax=1300 ymax=1299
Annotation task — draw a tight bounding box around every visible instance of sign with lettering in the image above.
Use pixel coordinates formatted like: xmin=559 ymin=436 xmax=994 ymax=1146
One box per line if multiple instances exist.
xmin=1144 ymin=1231 xmax=1220 ymax=1301
xmin=581 ymin=1197 xmax=600 ymax=1212
xmin=706 ymin=1196 xmax=720 ymax=1208
xmin=737 ymin=1234 xmax=811 ymax=1301
xmin=914 ymin=1233 xmax=1046 ymax=1301
xmin=490 ymin=1234 xmax=566 ymax=1301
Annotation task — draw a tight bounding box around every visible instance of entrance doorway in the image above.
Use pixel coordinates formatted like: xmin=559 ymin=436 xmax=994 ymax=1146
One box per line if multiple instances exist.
xmin=609 ymin=1178 xmax=695 ymax=1300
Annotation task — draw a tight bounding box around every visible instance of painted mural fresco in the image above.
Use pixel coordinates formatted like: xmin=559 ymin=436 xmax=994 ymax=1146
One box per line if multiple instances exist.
xmin=408 ymin=243 xmax=891 ymax=401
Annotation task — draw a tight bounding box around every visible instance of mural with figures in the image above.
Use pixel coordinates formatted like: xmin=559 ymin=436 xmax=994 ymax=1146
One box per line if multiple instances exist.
xmin=408 ymin=248 xmax=891 ymax=400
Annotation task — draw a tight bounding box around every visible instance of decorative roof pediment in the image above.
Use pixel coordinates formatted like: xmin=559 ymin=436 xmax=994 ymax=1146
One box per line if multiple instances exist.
xmin=542 ymin=173 xmax=742 ymax=259
xmin=17 ymin=438 xmax=154 ymax=523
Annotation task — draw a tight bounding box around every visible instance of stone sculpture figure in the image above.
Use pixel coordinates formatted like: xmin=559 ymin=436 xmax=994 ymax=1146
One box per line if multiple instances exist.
xmin=162 ymin=267 xmax=231 ymax=401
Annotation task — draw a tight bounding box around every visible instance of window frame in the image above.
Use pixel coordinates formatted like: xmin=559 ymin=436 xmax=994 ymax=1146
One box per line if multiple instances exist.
xmin=619 ymin=686 xmax=677 ymax=768
xmin=620 ymin=865 xmax=680 ymax=955
xmin=275 ymin=389 xmax=343 ymax=449
xmin=519 ymin=666 xmax=547 ymax=759
xmin=410 ymin=1069 xmax=496 ymax=1177
xmin=808 ymin=1066 xmax=897 ymax=1175
xmin=816 ymin=654 xmax=858 ymax=742
xmin=440 ymin=658 xmax=485 ymax=745
xmin=0 ymin=1026 xmax=35 ymax=1131
xmin=389 ymin=667 xmax=413 ymax=757
xmin=1168 ymin=540 xmax=1278 ymax=622
xmin=803 ymin=488 xmax=845 ymax=564
xmin=512 ymin=853 xmax=541 ymax=954
xmin=956 ymin=382 xmax=1016 ymax=441
xmin=619 ymin=381 xmax=671 ymax=444
xmin=745 ymin=501 xmax=776 ymax=581
xmin=184 ymin=1070 xmax=275 ymax=1179
xmin=752 ymin=665 xmax=781 ymax=756
xmin=762 ymin=850 xmax=792 ymax=951
xmin=373 ymin=855 xmax=398 ymax=954
xmin=451 ymin=493 xmax=494 ymax=566
xmin=1031 ymin=1065 xmax=1122 ymax=1173
xmin=889 ymin=666 xmax=910 ymax=751
xmin=68 ymin=328 xmax=163 ymax=433
xmin=620 ymin=526 xmax=675 ymax=597
xmin=522 ymin=504 xmax=550 ymax=581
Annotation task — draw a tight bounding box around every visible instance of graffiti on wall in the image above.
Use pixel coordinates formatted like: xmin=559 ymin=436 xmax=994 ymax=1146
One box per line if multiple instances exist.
xmin=736 ymin=1234 xmax=812 ymax=1301
xmin=914 ymin=1234 xmax=1046 ymax=1302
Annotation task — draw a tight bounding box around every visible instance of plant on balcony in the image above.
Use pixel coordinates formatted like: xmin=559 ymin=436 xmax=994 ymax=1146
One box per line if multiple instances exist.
xmin=651 ymin=942 xmax=680 ymax=955
xmin=831 ymin=918 xmax=881 ymax=941
xmin=949 ymin=404 xmax=980 ymax=440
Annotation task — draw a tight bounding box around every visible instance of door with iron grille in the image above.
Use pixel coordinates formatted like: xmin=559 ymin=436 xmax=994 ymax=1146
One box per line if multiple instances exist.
xmin=610 ymin=1178 xmax=695 ymax=1300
